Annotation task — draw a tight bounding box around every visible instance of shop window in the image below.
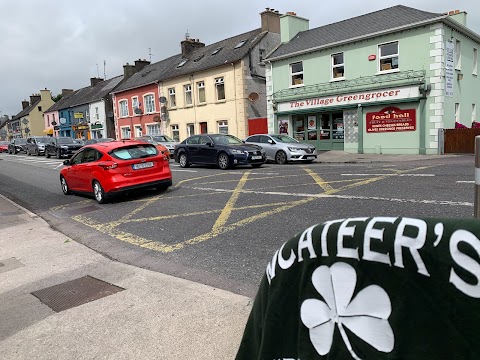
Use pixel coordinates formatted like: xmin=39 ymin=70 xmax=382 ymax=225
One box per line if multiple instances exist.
xmin=290 ymin=62 xmax=304 ymax=86
xmin=332 ymin=113 xmax=344 ymax=139
xmin=293 ymin=115 xmax=305 ymax=140
xmin=307 ymin=115 xmax=317 ymax=140
xmin=319 ymin=114 xmax=331 ymax=140
xmin=331 ymin=53 xmax=345 ymax=80
xmin=379 ymin=41 xmax=399 ymax=72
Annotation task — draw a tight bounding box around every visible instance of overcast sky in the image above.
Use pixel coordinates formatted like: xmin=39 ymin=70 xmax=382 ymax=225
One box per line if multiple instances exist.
xmin=1 ymin=0 xmax=478 ymax=117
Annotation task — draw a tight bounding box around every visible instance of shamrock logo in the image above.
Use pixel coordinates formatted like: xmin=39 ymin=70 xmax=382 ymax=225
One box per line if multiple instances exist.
xmin=301 ymin=262 xmax=394 ymax=360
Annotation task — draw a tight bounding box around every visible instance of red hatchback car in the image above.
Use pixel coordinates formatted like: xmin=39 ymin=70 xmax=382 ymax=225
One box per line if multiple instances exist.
xmin=60 ymin=140 xmax=172 ymax=204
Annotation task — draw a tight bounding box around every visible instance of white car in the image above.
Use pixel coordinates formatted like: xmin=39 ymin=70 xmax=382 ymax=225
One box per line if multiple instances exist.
xmin=136 ymin=135 xmax=179 ymax=158
xmin=244 ymin=134 xmax=317 ymax=164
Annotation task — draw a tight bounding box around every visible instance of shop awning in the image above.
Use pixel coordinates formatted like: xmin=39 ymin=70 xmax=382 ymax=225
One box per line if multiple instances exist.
xmin=43 ymin=128 xmax=54 ymax=135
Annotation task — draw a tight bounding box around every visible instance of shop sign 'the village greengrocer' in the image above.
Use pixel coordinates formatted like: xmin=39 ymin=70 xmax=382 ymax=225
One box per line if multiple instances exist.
xmin=277 ymin=86 xmax=420 ymax=113
xmin=366 ymin=106 xmax=416 ymax=133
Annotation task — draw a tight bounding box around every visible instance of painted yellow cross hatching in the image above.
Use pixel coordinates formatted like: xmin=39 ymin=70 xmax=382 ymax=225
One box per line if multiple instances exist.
xmin=70 ymin=165 xmax=435 ymax=253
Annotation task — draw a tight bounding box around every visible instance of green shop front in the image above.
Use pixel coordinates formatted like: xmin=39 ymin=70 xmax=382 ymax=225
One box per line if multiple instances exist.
xmin=271 ymin=71 xmax=429 ymax=154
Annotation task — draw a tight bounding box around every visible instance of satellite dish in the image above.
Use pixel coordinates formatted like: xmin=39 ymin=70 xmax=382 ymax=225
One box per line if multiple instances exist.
xmin=59 ymin=117 xmax=67 ymax=124
xmin=160 ymin=114 xmax=169 ymax=122
xmin=153 ymin=115 xmax=161 ymax=122
xmin=22 ymin=118 xmax=29 ymax=125
xmin=134 ymin=107 xmax=143 ymax=115
xmin=248 ymin=92 xmax=259 ymax=102
xmin=159 ymin=96 xmax=167 ymax=104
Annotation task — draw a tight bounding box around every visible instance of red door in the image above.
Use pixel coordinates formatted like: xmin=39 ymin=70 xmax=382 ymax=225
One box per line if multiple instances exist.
xmin=248 ymin=117 xmax=268 ymax=135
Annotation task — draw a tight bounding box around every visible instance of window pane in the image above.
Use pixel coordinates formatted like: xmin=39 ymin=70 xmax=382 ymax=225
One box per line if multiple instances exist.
xmin=332 ymin=53 xmax=343 ymax=65
xmin=198 ymin=88 xmax=205 ymax=103
xmin=380 ymin=42 xmax=398 ymax=57
xmin=333 ymin=66 xmax=344 ymax=78
xmin=292 ymin=74 xmax=303 ymax=86
xmin=291 ymin=62 xmax=303 ymax=73
xmin=216 ymin=84 xmax=225 ymax=100
xmin=293 ymin=115 xmax=305 ymax=140
xmin=380 ymin=57 xmax=398 ymax=71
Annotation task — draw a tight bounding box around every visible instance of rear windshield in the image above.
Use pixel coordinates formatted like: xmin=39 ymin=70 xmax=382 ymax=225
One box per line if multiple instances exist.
xmin=153 ymin=135 xmax=174 ymax=142
xmin=110 ymin=144 xmax=158 ymax=160
xmin=35 ymin=137 xmax=51 ymax=143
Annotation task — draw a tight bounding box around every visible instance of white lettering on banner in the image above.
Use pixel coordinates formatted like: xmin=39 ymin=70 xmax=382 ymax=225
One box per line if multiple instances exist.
xmin=277 ymin=86 xmax=421 ymax=112
xmin=265 ymin=217 xmax=480 ymax=298
xmin=445 ymin=41 xmax=454 ymax=97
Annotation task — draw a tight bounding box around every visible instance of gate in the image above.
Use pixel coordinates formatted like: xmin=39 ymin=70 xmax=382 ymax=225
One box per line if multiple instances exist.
xmin=444 ymin=129 xmax=480 ymax=154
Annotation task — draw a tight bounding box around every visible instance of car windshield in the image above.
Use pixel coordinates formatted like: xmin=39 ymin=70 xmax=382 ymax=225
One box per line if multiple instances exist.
xmin=152 ymin=135 xmax=174 ymax=142
xmin=57 ymin=137 xmax=75 ymax=144
xmin=211 ymin=135 xmax=242 ymax=145
xmin=270 ymin=134 xmax=299 ymax=143
xmin=15 ymin=139 xmax=27 ymax=144
xmin=36 ymin=137 xmax=51 ymax=143
xmin=110 ymin=144 xmax=158 ymax=160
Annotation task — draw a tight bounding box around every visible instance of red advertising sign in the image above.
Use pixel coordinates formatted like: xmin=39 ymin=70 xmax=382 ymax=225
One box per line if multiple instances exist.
xmin=366 ymin=106 xmax=416 ymax=133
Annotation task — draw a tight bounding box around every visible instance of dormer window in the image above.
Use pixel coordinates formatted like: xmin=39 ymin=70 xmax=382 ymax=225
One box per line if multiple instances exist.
xmin=194 ymin=54 xmax=204 ymax=62
xmin=211 ymin=47 xmax=222 ymax=55
xmin=177 ymin=59 xmax=188 ymax=68
xmin=234 ymin=40 xmax=247 ymax=49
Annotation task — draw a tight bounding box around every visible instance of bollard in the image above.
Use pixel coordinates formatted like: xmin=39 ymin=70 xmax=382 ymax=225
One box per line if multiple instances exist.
xmin=475 ymin=136 xmax=480 ymax=218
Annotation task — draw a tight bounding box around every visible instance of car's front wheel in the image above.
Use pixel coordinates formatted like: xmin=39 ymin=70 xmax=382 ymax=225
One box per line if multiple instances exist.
xmin=93 ymin=180 xmax=108 ymax=204
xmin=275 ymin=150 xmax=287 ymax=165
xmin=179 ymin=153 xmax=190 ymax=168
xmin=217 ymin=153 xmax=230 ymax=170
xmin=60 ymin=176 xmax=72 ymax=195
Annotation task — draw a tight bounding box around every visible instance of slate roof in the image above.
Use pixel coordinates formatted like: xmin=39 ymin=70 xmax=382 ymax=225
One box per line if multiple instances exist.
xmin=12 ymin=99 xmax=41 ymax=120
xmin=46 ymin=75 xmax=124 ymax=112
xmin=113 ymin=28 xmax=264 ymax=93
xmin=268 ymin=5 xmax=445 ymax=60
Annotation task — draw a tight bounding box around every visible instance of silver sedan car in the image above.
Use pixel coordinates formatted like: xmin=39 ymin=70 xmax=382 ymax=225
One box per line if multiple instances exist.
xmin=244 ymin=134 xmax=317 ymax=164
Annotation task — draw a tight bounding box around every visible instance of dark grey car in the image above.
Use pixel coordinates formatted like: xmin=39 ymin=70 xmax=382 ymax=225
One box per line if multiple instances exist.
xmin=26 ymin=136 xmax=51 ymax=156
xmin=45 ymin=137 xmax=83 ymax=159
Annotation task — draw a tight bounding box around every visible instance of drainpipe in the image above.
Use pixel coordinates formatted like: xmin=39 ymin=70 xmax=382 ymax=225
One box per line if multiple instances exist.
xmin=232 ymin=63 xmax=239 ymax=137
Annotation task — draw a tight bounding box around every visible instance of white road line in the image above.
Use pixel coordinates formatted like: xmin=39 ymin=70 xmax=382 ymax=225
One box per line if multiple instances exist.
xmin=187 ymin=186 xmax=472 ymax=207
xmin=171 ymin=169 xmax=198 ymax=172
xmin=341 ymin=173 xmax=435 ymax=177
xmin=457 ymin=181 xmax=474 ymax=183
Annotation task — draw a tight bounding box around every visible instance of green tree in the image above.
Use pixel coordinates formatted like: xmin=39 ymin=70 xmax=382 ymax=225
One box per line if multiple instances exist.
xmin=51 ymin=94 xmax=63 ymax=102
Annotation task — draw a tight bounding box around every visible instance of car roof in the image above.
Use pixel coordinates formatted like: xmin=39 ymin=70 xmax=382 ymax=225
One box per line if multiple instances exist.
xmin=85 ymin=139 xmax=155 ymax=150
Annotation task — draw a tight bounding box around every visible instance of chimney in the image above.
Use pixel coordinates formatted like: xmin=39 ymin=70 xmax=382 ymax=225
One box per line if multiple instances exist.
xmin=181 ymin=38 xmax=205 ymax=58
xmin=90 ymin=77 xmax=104 ymax=86
xmin=62 ymin=89 xmax=74 ymax=96
xmin=448 ymin=10 xmax=467 ymax=26
xmin=40 ymin=89 xmax=51 ymax=100
xmin=260 ymin=8 xmax=282 ymax=33
xmin=134 ymin=59 xmax=151 ymax=72
xmin=30 ymin=94 xmax=41 ymax=105
xmin=280 ymin=11 xmax=309 ymax=43
xmin=22 ymin=101 xmax=29 ymax=110
xmin=123 ymin=63 xmax=136 ymax=79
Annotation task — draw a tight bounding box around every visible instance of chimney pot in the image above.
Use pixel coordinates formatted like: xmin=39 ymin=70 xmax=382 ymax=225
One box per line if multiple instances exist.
xmin=180 ymin=38 xmax=205 ymax=57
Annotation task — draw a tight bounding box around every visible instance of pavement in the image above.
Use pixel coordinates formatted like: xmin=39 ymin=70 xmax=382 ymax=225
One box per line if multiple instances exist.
xmin=0 ymin=151 xmax=462 ymax=359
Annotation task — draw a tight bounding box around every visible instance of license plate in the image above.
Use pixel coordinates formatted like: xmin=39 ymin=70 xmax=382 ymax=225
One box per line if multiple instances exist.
xmin=132 ymin=161 xmax=154 ymax=170
xmin=251 ymin=155 xmax=263 ymax=160
xmin=306 ymin=156 xmax=315 ymax=160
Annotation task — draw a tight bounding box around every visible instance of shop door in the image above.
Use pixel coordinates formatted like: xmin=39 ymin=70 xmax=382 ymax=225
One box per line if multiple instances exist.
xmin=296 ymin=113 xmax=345 ymax=151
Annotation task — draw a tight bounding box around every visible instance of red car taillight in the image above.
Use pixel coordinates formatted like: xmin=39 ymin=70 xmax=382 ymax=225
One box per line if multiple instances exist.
xmin=98 ymin=162 xmax=118 ymax=170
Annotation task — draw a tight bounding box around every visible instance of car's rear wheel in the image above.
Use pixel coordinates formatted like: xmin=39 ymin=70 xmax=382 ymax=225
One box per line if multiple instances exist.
xmin=251 ymin=164 xmax=263 ymax=168
xmin=217 ymin=153 xmax=230 ymax=170
xmin=179 ymin=153 xmax=190 ymax=168
xmin=60 ymin=176 xmax=72 ymax=195
xmin=93 ymin=180 xmax=108 ymax=204
xmin=275 ymin=150 xmax=287 ymax=165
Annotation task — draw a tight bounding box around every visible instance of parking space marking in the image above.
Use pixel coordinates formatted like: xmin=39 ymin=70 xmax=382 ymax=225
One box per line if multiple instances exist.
xmin=341 ymin=173 xmax=435 ymax=177
xmin=69 ymin=164 xmax=444 ymax=253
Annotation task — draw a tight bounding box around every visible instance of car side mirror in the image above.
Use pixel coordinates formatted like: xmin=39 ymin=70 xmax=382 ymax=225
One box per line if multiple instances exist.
xmin=268 ymin=139 xmax=274 ymax=144
xmin=63 ymin=160 xmax=71 ymax=166
xmin=206 ymin=142 xmax=213 ymax=147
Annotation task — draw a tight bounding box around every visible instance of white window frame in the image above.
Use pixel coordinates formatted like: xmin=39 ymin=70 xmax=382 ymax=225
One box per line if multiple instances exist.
xmin=171 ymin=124 xmax=180 ymax=141
xmin=132 ymin=96 xmax=139 ymax=111
xmin=215 ymin=77 xmax=225 ymax=101
xmin=147 ymin=123 xmax=161 ymax=136
xmin=218 ymin=120 xmax=228 ymax=134
xmin=197 ymin=81 xmax=206 ymax=103
xmin=473 ymin=48 xmax=478 ymax=75
xmin=85 ymin=109 xmax=90 ymax=121
xmin=119 ymin=100 xmax=128 ymax=118
xmin=168 ymin=88 xmax=176 ymax=108
xmin=95 ymin=107 xmax=99 ymax=120
xmin=134 ymin=125 xmax=142 ymax=137
xmin=184 ymin=84 xmax=193 ymax=106
xmin=378 ymin=41 xmax=399 ymax=73
xmin=144 ymin=93 xmax=155 ymax=114
xmin=455 ymin=40 xmax=462 ymax=70
xmin=187 ymin=123 xmax=195 ymax=136
xmin=121 ymin=126 xmax=131 ymax=139
xmin=290 ymin=61 xmax=304 ymax=87
xmin=455 ymin=103 xmax=460 ymax=123
xmin=331 ymin=52 xmax=345 ymax=81
xmin=473 ymin=104 xmax=477 ymax=123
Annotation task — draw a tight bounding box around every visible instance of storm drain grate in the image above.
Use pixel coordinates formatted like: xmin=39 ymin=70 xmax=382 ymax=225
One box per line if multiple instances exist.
xmin=31 ymin=275 xmax=125 ymax=312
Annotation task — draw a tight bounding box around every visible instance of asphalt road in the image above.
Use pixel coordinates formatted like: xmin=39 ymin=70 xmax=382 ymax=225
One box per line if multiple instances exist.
xmin=0 ymin=152 xmax=475 ymax=297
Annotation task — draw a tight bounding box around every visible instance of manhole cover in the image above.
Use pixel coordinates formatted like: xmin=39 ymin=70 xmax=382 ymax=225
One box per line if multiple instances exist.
xmin=31 ymin=275 xmax=124 ymax=312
